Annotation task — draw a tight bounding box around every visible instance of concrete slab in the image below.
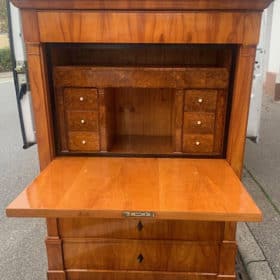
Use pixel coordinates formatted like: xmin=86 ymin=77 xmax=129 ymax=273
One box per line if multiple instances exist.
xmin=247 ymin=262 xmax=275 ymax=280
xmin=237 ymin=222 xmax=265 ymax=264
xmin=245 ymin=94 xmax=280 ymax=211
xmin=0 ymin=81 xmax=47 ymax=280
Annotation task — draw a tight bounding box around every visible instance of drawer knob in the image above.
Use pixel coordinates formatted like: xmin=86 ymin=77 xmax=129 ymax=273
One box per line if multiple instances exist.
xmin=79 ymin=96 xmax=84 ymax=101
xmin=82 ymin=140 xmax=86 ymax=145
xmin=137 ymin=254 xmax=144 ymax=263
xmin=137 ymin=221 xmax=144 ymax=231
xmin=80 ymin=119 xmax=85 ymax=124
xmin=195 ymin=141 xmax=200 ymax=146
xmin=196 ymin=120 xmax=202 ymax=125
xmin=198 ymin=98 xmax=203 ymax=103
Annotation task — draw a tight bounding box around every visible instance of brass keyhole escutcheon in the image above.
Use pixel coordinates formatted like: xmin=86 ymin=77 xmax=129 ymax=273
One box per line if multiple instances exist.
xmin=137 ymin=254 xmax=144 ymax=263
xmin=137 ymin=221 xmax=144 ymax=231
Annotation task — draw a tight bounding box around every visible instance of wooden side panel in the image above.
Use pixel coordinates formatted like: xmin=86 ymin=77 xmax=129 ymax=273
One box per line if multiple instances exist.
xmin=47 ymin=271 xmax=66 ymax=280
xmin=173 ymin=90 xmax=184 ymax=152
xmin=37 ymin=12 xmax=261 ymax=45
xmin=21 ymin=10 xmax=40 ymax=42
xmin=227 ymin=46 xmax=256 ymax=177
xmin=213 ymin=90 xmax=227 ymax=154
xmin=25 ymin=43 xmax=54 ymax=170
xmin=45 ymin=238 xmax=64 ymax=270
xmin=218 ymin=242 xmax=237 ymax=275
xmin=66 ymin=270 xmax=217 ymax=280
xmin=224 ymin=222 xmax=237 ymax=241
xmin=217 ymin=276 xmax=236 ymax=280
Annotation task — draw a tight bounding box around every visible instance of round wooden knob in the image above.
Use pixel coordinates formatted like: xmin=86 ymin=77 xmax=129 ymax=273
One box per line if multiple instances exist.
xmin=195 ymin=141 xmax=200 ymax=146
xmin=81 ymin=119 xmax=85 ymax=124
xmin=196 ymin=120 xmax=202 ymax=125
xmin=79 ymin=96 xmax=84 ymax=101
xmin=82 ymin=140 xmax=86 ymax=145
xmin=198 ymin=98 xmax=203 ymax=103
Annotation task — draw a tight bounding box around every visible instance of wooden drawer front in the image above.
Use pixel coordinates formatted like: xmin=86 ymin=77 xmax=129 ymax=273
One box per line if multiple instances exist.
xmin=184 ymin=113 xmax=215 ymax=134
xmin=64 ymin=88 xmax=98 ymax=110
xmin=63 ymin=239 xmax=219 ymax=272
xmin=66 ymin=270 xmax=218 ymax=280
xmin=58 ymin=218 xmax=224 ymax=241
xmin=68 ymin=132 xmax=99 ymax=151
xmin=185 ymin=90 xmax=218 ymax=112
xmin=66 ymin=111 xmax=99 ymax=131
xmin=183 ymin=134 xmax=214 ymax=153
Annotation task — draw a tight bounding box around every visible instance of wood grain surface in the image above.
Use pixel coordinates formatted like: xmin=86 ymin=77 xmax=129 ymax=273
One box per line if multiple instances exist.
xmin=6 ymin=157 xmax=261 ymax=221
xmin=37 ymin=11 xmax=261 ymax=45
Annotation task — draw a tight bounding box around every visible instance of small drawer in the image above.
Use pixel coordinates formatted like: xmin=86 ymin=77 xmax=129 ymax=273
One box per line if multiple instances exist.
xmin=63 ymin=239 xmax=219 ymax=272
xmin=183 ymin=134 xmax=214 ymax=153
xmin=58 ymin=218 xmax=224 ymax=241
xmin=68 ymin=132 xmax=99 ymax=151
xmin=66 ymin=111 xmax=99 ymax=131
xmin=184 ymin=112 xmax=215 ymax=134
xmin=185 ymin=90 xmax=217 ymax=112
xmin=64 ymin=88 xmax=98 ymax=110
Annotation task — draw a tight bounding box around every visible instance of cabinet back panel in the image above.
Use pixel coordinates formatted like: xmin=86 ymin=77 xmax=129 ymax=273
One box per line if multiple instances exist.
xmin=113 ymin=88 xmax=174 ymax=137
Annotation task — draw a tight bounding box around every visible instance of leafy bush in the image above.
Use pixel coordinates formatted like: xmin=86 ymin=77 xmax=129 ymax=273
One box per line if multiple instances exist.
xmin=0 ymin=0 xmax=8 ymax=33
xmin=0 ymin=48 xmax=12 ymax=72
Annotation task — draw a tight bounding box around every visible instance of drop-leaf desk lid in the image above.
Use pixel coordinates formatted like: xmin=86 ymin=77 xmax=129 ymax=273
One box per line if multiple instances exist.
xmin=6 ymin=157 xmax=261 ymax=222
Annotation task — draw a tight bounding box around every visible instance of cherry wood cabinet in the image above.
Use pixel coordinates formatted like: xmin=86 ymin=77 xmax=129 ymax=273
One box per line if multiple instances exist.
xmin=6 ymin=0 xmax=272 ymax=279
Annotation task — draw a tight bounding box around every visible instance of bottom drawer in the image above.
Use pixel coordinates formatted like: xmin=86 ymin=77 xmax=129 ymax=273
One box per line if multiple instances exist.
xmin=68 ymin=132 xmax=100 ymax=151
xmin=66 ymin=270 xmax=218 ymax=280
xmin=63 ymin=239 xmax=219 ymax=273
xmin=183 ymin=134 xmax=214 ymax=154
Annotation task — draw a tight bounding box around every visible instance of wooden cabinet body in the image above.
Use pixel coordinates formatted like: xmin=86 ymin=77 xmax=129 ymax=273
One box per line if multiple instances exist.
xmin=6 ymin=0 xmax=272 ymax=279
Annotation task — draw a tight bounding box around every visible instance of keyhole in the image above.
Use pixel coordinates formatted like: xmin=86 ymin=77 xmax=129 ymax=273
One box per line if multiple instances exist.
xmin=137 ymin=221 xmax=144 ymax=231
xmin=137 ymin=254 xmax=144 ymax=263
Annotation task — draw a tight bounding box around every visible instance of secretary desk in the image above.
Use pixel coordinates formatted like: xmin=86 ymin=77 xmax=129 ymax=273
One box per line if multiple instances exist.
xmin=6 ymin=0 xmax=272 ymax=279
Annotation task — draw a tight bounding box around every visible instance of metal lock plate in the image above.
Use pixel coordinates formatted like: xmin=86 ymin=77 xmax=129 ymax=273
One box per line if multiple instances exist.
xmin=122 ymin=211 xmax=156 ymax=218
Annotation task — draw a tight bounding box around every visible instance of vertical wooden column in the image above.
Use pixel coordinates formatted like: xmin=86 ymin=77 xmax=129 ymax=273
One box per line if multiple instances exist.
xmin=218 ymin=222 xmax=237 ymax=280
xmin=25 ymin=43 xmax=54 ymax=170
xmin=173 ymin=89 xmax=184 ymax=152
xmin=46 ymin=219 xmax=66 ymax=280
xmin=227 ymin=46 xmax=257 ymax=178
xmin=22 ymin=10 xmax=63 ymax=280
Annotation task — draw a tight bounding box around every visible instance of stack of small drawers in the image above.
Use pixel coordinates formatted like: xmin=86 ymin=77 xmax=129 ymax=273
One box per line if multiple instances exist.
xmin=64 ymin=88 xmax=100 ymax=151
xmin=183 ymin=89 xmax=225 ymax=154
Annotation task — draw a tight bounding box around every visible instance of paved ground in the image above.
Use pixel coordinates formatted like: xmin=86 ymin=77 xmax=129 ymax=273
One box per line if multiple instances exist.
xmin=242 ymin=94 xmax=280 ymax=280
xmin=0 ymin=76 xmax=277 ymax=279
xmin=0 ymin=80 xmax=47 ymax=280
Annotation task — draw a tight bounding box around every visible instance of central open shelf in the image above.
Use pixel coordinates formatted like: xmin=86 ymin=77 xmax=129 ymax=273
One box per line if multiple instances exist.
xmin=110 ymin=135 xmax=173 ymax=154
xmin=105 ymin=88 xmax=175 ymax=154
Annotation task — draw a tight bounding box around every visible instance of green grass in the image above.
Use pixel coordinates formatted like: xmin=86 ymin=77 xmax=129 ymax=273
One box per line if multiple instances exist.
xmin=0 ymin=47 xmax=12 ymax=72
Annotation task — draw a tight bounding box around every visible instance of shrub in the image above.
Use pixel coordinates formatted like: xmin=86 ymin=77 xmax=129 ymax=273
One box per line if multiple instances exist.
xmin=0 ymin=47 xmax=12 ymax=72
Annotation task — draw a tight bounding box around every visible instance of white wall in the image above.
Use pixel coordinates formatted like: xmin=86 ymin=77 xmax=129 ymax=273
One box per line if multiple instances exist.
xmin=267 ymin=0 xmax=280 ymax=73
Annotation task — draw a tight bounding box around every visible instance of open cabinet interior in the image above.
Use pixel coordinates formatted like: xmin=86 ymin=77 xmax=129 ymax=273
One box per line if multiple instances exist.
xmin=48 ymin=44 xmax=235 ymax=157
xmin=103 ymin=88 xmax=175 ymax=153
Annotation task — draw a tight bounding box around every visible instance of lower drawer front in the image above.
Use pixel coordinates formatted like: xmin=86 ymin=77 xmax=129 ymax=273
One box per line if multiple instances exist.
xmin=58 ymin=218 xmax=224 ymax=241
xmin=63 ymin=239 xmax=219 ymax=272
xmin=66 ymin=270 xmax=218 ymax=280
